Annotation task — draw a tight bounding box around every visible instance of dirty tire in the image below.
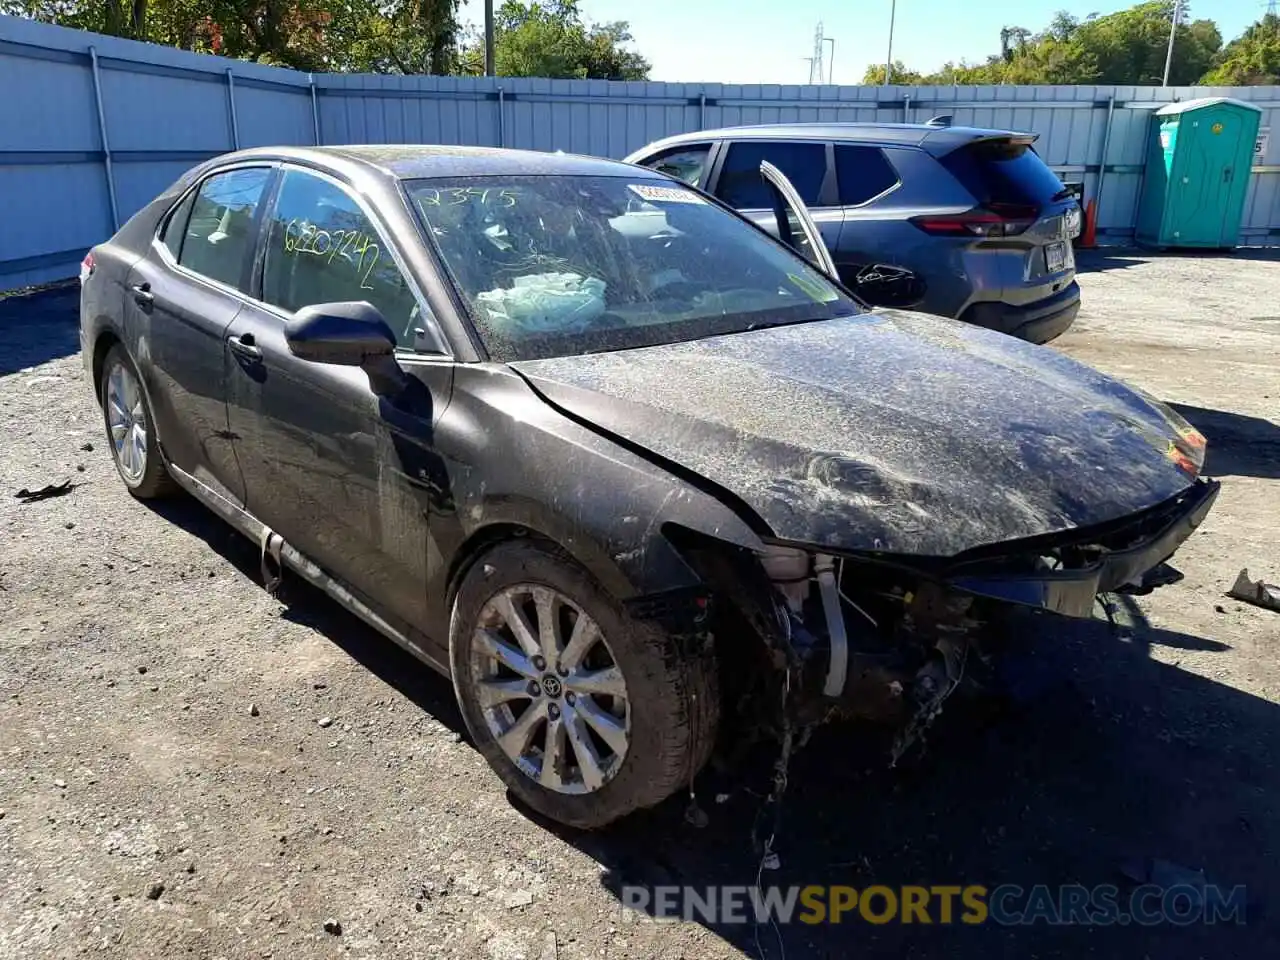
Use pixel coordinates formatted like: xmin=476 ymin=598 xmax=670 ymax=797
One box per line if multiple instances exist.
xmin=450 ymin=539 xmax=719 ymax=830
xmin=99 ymin=344 xmax=178 ymax=500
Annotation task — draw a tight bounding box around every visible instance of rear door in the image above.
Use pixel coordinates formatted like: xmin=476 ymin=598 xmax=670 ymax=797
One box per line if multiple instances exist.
xmin=707 ymin=139 xmax=845 ymax=252
xmin=127 ymin=165 xmax=275 ymax=505
xmin=827 ymin=143 xmax=927 ymax=307
xmin=936 ymin=136 xmax=1078 ymax=299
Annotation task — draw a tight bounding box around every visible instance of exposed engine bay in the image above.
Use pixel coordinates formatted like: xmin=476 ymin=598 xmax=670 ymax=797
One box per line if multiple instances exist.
xmin=675 ymin=478 xmax=1220 ymax=769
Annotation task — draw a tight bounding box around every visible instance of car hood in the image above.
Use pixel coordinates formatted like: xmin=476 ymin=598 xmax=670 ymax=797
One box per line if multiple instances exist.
xmin=510 ymin=310 xmax=1202 ymax=557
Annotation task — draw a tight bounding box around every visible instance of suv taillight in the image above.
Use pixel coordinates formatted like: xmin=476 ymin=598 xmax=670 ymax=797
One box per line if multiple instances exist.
xmin=910 ymin=203 xmax=1039 ymax=238
xmin=79 ymin=251 xmax=95 ymax=284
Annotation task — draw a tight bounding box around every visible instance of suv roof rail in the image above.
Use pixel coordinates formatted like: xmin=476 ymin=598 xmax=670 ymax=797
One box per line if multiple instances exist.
xmin=925 ymin=115 xmax=954 ymax=127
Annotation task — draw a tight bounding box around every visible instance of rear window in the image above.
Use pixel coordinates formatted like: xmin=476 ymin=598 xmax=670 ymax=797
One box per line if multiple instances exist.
xmin=834 ymin=145 xmax=900 ymax=205
xmin=940 ymin=139 xmax=1067 ymax=208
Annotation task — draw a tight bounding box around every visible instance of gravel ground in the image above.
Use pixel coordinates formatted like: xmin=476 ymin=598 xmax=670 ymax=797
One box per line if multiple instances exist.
xmin=2 ymin=253 xmax=1279 ymax=959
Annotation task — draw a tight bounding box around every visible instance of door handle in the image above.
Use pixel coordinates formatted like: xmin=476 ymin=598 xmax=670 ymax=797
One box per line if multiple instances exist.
xmin=130 ymin=282 xmax=153 ymax=307
xmin=227 ymin=333 xmax=262 ymax=361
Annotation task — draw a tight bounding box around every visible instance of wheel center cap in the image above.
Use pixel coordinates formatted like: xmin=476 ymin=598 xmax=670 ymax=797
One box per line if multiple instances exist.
xmin=540 ymin=674 xmax=563 ymax=699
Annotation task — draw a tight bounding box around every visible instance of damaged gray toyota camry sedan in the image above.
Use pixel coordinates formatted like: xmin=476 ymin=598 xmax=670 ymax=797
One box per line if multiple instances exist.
xmin=80 ymin=145 xmax=1216 ymax=829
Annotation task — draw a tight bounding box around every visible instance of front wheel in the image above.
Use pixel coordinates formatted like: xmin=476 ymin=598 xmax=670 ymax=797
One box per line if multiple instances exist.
xmin=449 ymin=539 xmax=719 ymax=829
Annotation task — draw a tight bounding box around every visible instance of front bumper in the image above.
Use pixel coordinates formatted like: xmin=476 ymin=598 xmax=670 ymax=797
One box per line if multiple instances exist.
xmin=948 ymin=479 xmax=1220 ymax=618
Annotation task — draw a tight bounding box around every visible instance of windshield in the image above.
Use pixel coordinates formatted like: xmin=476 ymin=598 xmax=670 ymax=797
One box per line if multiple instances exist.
xmin=406 ymin=175 xmax=859 ymax=361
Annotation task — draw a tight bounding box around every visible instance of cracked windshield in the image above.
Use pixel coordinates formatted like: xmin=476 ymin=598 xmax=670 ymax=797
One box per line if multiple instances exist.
xmin=408 ymin=175 xmax=859 ymax=361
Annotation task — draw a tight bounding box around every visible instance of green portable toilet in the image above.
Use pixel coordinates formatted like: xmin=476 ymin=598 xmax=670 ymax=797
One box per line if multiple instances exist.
xmin=1136 ymin=97 xmax=1262 ymax=250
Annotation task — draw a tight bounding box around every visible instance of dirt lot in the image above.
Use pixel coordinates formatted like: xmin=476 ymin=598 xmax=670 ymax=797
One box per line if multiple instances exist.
xmin=2 ymin=252 xmax=1279 ymax=960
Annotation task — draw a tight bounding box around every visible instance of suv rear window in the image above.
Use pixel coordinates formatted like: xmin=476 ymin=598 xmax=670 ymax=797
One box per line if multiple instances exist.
xmin=834 ymin=145 xmax=899 ymax=205
xmin=940 ymin=139 xmax=1068 ymax=208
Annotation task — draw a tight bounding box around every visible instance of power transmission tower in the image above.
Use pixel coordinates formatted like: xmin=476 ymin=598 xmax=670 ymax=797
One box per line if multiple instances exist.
xmin=810 ymin=22 xmax=826 ymax=85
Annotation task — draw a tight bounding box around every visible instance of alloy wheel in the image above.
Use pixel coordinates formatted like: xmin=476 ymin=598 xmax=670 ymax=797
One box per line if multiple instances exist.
xmin=105 ymin=361 xmax=148 ymax=485
xmin=470 ymin=584 xmax=631 ymax=794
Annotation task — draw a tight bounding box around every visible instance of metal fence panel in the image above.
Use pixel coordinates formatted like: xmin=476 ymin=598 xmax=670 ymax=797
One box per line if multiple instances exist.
xmin=3 ymin=13 xmax=1279 ymax=290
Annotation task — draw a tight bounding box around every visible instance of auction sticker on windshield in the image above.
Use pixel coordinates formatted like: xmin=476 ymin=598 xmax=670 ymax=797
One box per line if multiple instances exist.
xmin=629 ymin=183 xmax=705 ymax=204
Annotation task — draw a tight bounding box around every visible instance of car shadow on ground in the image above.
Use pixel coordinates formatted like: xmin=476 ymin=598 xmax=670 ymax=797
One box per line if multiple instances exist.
xmin=1075 ymin=247 xmax=1280 ymax=274
xmin=1073 ymin=250 xmax=1150 ymax=273
xmin=1172 ymin=403 xmax=1280 ymax=480
xmin=147 ymin=494 xmax=1277 ymax=959
xmin=571 ymin=614 xmax=1277 ymax=958
xmin=143 ymin=495 xmax=466 ymax=727
xmin=0 ymin=283 xmax=81 ymax=376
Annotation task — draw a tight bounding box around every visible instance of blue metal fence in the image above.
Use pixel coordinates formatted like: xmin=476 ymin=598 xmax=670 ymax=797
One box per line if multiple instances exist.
xmin=3 ymin=13 xmax=1279 ymax=289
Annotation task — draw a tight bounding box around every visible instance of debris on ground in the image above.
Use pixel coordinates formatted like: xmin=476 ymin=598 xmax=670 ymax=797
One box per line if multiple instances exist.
xmin=14 ymin=480 xmax=75 ymax=503
xmin=249 ymin=703 xmax=260 ymax=717
xmin=318 ymin=717 xmax=333 ymax=728
xmin=322 ymin=918 xmax=342 ymax=936
xmin=504 ymin=889 xmax=534 ymax=909
xmin=1227 ymin=568 xmax=1280 ymax=613
xmin=145 ymin=881 xmax=165 ymax=901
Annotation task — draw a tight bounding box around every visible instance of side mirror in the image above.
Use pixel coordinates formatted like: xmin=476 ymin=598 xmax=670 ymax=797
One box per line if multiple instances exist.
xmin=285 ymin=301 xmax=396 ymax=366
xmin=286 ymin=301 xmax=408 ymax=396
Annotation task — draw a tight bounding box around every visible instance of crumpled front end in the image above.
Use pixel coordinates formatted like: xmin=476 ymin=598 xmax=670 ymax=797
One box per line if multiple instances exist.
xmin=683 ymin=478 xmax=1218 ymax=762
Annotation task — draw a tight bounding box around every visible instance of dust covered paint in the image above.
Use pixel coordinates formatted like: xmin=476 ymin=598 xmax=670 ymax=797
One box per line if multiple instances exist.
xmin=513 ymin=309 xmax=1202 ymax=557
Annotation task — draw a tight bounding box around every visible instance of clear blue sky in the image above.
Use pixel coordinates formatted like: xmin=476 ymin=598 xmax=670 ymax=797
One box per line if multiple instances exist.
xmin=457 ymin=0 xmax=1269 ymax=83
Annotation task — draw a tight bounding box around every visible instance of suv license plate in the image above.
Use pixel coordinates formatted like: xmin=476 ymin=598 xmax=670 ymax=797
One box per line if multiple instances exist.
xmin=1046 ymin=241 xmax=1067 ymax=273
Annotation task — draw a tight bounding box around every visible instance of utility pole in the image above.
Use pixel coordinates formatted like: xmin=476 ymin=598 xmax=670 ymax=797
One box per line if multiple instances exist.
xmin=884 ymin=0 xmax=897 ymax=86
xmin=484 ymin=0 xmax=495 ymax=77
xmin=1162 ymin=0 xmax=1182 ymax=87
xmin=824 ymin=35 xmax=837 ymax=84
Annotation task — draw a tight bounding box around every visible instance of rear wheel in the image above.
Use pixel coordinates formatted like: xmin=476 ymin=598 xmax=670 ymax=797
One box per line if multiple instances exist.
xmin=449 ymin=539 xmax=719 ymax=829
xmin=99 ymin=345 xmax=177 ymax=499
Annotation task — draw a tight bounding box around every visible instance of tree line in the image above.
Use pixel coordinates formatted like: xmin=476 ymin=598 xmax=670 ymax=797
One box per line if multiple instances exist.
xmin=0 ymin=0 xmax=650 ymax=78
xmin=3 ymin=0 xmax=1278 ymax=85
xmin=863 ymin=2 xmax=1280 ymax=87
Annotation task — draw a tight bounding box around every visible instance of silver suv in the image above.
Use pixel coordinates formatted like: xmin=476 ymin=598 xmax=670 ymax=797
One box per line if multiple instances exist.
xmin=626 ymin=122 xmax=1083 ymax=343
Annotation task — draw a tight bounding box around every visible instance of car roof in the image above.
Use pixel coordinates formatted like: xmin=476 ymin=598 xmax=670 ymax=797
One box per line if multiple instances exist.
xmin=631 ymin=122 xmax=1029 ymax=157
xmin=217 ymin=144 xmax=659 ymax=181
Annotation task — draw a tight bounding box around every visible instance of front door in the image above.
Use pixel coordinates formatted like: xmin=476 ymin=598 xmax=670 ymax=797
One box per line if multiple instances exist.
xmin=224 ymin=166 xmax=453 ymax=634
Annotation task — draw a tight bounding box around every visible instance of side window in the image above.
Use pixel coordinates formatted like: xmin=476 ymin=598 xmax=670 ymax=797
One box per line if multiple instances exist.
xmin=178 ymin=168 xmax=272 ymax=289
xmin=835 ymin=145 xmax=900 ymax=206
xmin=160 ymin=190 xmax=196 ymax=260
xmin=261 ymin=170 xmax=420 ymax=348
xmin=641 ymin=145 xmax=712 ymax=188
xmin=715 ymin=141 xmax=826 ymax=208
